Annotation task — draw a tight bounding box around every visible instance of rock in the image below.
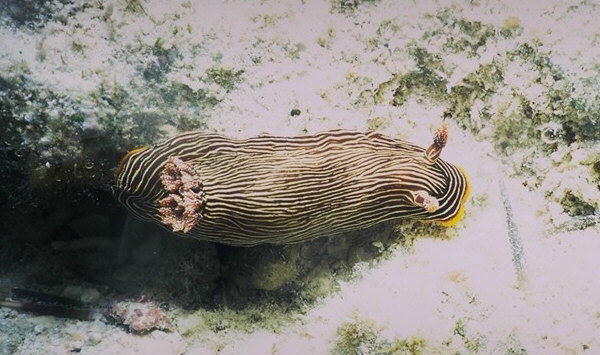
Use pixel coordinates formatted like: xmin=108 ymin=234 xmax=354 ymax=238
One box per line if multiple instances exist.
xmin=62 ymin=285 xmax=101 ymax=304
xmin=87 ymin=331 xmax=103 ymax=346
xmin=250 ymin=259 xmax=299 ymax=291
xmin=106 ymin=300 xmax=174 ymax=334
xmin=80 ymin=288 xmax=101 ymax=304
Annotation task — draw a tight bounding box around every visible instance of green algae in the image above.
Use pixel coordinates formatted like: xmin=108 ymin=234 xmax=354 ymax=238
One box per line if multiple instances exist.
xmin=592 ymin=159 xmax=600 ymax=183
xmin=0 ymin=75 xmax=88 ymax=187
xmin=370 ymin=12 xmax=599 ymax=161
xmin=332 ymin=320 xmax=383 ymax=355
xmin=176 ymin=302 xmax=306 ymax=340
xmin=500 ymin=16 xmax=522 ymax=38
xmin=91 ymin=80 xmax=130 ymax=122
xmin=125 ymin=0 xmax=146 ymax=15
xmin=91 ymin=81 xmax=167 ymax=148
xmin=507 ymin=43 xmax=600 ymax=145
xmin=205 ymin=66 xmax=244 ymax=91
xmin=334 ymin=0 xmax=380 ymax=13
xmin=250 ymin=259 xmax=299 ymax=291
xmin=497 ymin=332 xmax=528 ymax=355
xmin=366 ymin=23 xmax=600 ymax=227
xmin=394 ymin=45 xmax=448 ymax=105
xmin=0 ymin=0 xmax=76 ymax=29
xmin=452 ymin=19 xmax=496 ymax=54
xmin=453 ymin=320 xmax=466 ymax=338
xmin=453 ymin=319 xmax=484 ymax=354
xmin=366 ymin=116 xmax=389 ymax=131
xmin=373 ymin=45 xmax=448 ymax=106
xmin=71 ymin=40 xmax=86 ymax=54
xmin=393 ymin=221 xmax=455 ymax=250
xmin=447 ymin=60 xmax=504 ymax=136
xmin=317 ymin=28 xmax=336 ymax=49
xmin=560 ymin=191 xmax=597 ymax=217
xmin=142 ymin=40 xmax=180 ymax=82
xmin=161 ymin=83 xmax=215 ymax=107
xmin=424 ymin=10 xmax=497 ymax=57
xmin=506 ymin=345 xmax=528 ymax=355
xmin=376 ymin=20 xmax=401 ymax=37
xmin=332 ymin=317 xmax=426 ymax=355
xmin=389 ymin=338 xmax=427 ymax=355
xmin=284 ymin=42 xmax=306 ymax=60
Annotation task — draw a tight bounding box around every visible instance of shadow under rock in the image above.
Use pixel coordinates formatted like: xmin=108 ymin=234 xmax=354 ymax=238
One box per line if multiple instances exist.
xmin=213 ymin=221 xmax=404 ymax=310
xmin=53 ymin=207 xmax=406 ymax=312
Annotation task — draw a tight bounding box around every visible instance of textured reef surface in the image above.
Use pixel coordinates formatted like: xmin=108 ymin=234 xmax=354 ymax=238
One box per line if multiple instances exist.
xmin=1 ymin=0 xmax=599 ymax=354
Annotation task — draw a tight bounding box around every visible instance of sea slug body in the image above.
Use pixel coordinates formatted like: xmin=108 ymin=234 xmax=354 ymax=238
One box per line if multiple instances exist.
xmin=113 ymin=126 xmax=470 ymax=246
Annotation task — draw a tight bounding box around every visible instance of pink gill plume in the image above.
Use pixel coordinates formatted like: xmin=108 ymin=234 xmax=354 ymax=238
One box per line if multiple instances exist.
xmin=158 ymin=156 xmax=206 ymax=233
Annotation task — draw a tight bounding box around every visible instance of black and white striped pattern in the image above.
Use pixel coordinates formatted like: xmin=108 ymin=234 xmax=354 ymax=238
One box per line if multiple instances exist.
xmin=113 ymin=130 xmax=469 ymax=246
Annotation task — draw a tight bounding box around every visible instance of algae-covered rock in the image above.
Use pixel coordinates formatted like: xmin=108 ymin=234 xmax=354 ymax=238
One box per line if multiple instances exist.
xmin=452 ymin=319 xmax=484 ymax=354
xmin=0 ymin=309 xmax=34 ymax=355
xmin=424 ymin=11 xmax=497 ymax=57
xmin=334 ymin=0 xmax=381 ymax=13
xmin=560 ymin=191 xmax=597 ymax=217
xmin=366 ymin=116 xmax=390 ymax=131
xmin=332 ymin=318 xmax=385 ymax=355
xmin=332 ymin=317 xmax=426 ymax=355
xmin=0 ymin=0 xmax=247 ymax=246
xmin=250 ymin=259 xmax=299 ymax=291
xmin=363 ymin=7 xmax=600 ymax=228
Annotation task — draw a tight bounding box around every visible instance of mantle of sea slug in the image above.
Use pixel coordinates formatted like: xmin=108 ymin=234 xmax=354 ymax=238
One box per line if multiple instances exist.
xmin=113 ymin=129 xmax=469 ymax=246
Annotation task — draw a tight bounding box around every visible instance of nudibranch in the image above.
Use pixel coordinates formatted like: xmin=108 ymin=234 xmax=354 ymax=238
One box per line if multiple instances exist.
xmin=113 ymin=125 xmax=470 ymax=246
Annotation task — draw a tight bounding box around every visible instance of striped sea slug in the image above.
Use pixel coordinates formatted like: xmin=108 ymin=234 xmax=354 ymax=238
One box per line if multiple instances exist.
xmin=113 ymin=125 xmax=470 ymax=246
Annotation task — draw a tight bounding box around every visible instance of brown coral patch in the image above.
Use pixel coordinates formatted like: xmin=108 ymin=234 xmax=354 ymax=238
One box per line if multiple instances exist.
xmin=158 ymin=156 xmax=206 ymax=233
